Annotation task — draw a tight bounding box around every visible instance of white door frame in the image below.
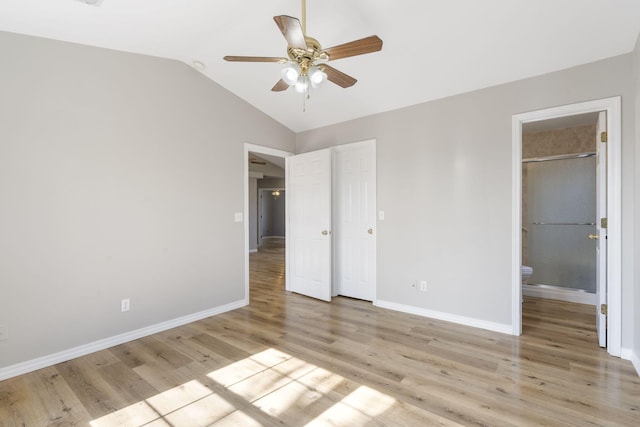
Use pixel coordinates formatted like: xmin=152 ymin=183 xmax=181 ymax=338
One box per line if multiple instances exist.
xmin=244 ymin=143 xmax=294 ymax=305
xmin=511 ymin=97 xmax=622 ymax=357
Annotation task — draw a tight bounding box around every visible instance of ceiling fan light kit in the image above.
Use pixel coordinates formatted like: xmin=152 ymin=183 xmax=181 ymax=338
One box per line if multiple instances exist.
xmin=224 ymin=0 xmax=383 ymax=110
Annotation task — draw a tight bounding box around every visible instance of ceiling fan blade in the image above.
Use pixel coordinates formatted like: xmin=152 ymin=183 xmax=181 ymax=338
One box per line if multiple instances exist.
xmin=322 ymin=35 xmax=383 ymax=61
xmin=322 ymin=65 xmax=357 ymax=88
xmin=223 ymin=56 xmax=288 ymax=63
xmin=271 ymin=79 xmax=290 ymax=92
xmin=273 ymin=15 xmax=307 ymax=50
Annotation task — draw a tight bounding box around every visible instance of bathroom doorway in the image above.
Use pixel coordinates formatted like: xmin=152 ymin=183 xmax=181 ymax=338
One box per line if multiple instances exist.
xmin=512 ymin=97 xmax=622 ymax=357
xmin=521 ymin=113 xmax=599 ymax=305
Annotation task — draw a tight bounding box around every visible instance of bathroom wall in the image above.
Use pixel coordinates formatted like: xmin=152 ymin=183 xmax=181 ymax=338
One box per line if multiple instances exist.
xmin=522 ymin=124 xmax=597 ymax=158
xmin=522 ymin=124 xmax=597 ymax=264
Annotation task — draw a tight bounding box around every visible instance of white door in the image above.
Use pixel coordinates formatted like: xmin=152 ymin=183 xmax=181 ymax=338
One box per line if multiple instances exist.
xmin=334 ymin=141 xmax=376 ymax=300
xmin=287 ymin=149 xmax=332 ymax=302
xmin=595 ymin=111 xmax=608 ymax=348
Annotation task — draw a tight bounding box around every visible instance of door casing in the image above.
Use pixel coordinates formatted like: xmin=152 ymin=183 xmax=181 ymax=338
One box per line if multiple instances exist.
xmin=511 ymin=97 xmax=622 ymax=357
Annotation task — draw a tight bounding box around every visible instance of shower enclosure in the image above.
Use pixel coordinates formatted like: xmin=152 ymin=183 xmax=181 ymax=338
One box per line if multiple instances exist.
xmin=523 ymin=154 xmax=596 ymax=293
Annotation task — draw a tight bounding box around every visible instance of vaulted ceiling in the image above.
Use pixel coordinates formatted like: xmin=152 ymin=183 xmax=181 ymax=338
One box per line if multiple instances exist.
xmin=1 ymin=0 xmax=640 ymax=132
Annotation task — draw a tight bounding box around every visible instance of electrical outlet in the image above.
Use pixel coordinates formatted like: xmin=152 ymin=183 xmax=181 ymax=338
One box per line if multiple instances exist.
xmin=419 ymin=281 xmax=427 ymax=292
xmin=0 ymin=324 xmax=8 ymax=341
xmin=121 ymin=298 xmax=130 ymax=312
xmin=234 ymin=212 xmax=243 ymax=222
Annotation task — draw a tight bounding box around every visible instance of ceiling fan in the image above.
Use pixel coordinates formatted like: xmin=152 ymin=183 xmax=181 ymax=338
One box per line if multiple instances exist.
xmin=223 ymin=0 xmax=383 ymax=96
xmin=249 ymin=157 xmax=267 ymax=165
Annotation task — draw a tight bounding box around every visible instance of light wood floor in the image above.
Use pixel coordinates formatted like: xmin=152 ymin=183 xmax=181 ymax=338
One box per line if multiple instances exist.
xmin=1 ymin=243 xmax=639 ymax=426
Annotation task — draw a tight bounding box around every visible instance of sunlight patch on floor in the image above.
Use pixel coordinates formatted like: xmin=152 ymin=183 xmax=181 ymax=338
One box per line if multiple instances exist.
xmin=91 ymin=348 xmax=398 ymax=426
xmin=89 ymin=380 xmax=240 ymax=427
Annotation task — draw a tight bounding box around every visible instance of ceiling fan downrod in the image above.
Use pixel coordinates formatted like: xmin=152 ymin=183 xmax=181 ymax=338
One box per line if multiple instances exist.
xmin=301 ymin=0 xmax=307 ymax=35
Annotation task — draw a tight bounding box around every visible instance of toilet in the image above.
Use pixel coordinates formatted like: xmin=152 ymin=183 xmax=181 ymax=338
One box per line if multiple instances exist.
xmin=521 ymin=265 xmax=533 ymax=285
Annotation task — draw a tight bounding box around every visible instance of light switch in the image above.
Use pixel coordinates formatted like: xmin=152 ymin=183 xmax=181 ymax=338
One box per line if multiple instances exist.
xmin=234 ymin=212 xmax=243 ymax=222
xmin=378 ymin=211 xmax=385 ymax=221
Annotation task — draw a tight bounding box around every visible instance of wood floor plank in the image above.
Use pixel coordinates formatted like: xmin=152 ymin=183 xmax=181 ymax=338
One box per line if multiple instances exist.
xmin=1 ymin=241 xmax=639 ymax=426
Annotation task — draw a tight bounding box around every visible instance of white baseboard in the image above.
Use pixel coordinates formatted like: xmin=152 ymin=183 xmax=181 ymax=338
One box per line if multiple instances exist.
xmin=262 ymin=236 xmax=285 ymax=240
xmin=375 ymin=300 xmax=512 ymax=335
xmin=631 ymin=351 xmax=640 ymax=377
xmin=523 ymin=284 xmax=596 ymax=305
xmin=0 ymin=299 xmax=246 ymax=382
xmin=249 ymin=249 xmax=258 ymax=253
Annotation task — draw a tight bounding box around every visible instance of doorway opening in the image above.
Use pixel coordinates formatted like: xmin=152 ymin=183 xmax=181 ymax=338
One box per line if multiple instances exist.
xmin=512 ymin=97 xmax=622 ymax=357
xmin=244 ymin=144 xmax=293 ymax=304
xmin=521 ymin=112 xmax=600 ymax=305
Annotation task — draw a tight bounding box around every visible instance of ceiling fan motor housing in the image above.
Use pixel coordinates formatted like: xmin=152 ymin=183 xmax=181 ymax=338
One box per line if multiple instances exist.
xmin=288 ymin=36 xmax=327 ymax=75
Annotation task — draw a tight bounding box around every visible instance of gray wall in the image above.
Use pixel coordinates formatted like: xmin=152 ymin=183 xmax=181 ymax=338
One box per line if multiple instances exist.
xmin=257 ymin=178 xmax=285 ymax=245
xmin=260 ymin=190 xmax=286 ymax=238
xmin=0 ymin=31 xmax=295 ymax=369
xmin=634 ymin=34 xmax=640 ymax=368
xmin=258 ymin=177 xmax=286 ymax=189
xmin=296 ymin=54 xmax=636 ymax=348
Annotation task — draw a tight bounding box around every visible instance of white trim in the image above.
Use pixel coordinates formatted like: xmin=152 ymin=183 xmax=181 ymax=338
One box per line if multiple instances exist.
xmin=262 ymin=236 xmax=285 ymax=240
xmin=244 ymin=143 xmax=293 ymax=302
xmin=512 ymin=97 xmax=622 ymax=358
xmin=620 ymin=347 xmax=633 ymax=361
xmin=522 ymin=285 xmax=596 ymax=305
xmin=249 ymin=249 xmax=258 ymax=253
xmin=0 ymin=299 xmax=246 ymax=382
xmin=375 ymin=300 xmax=512 ymax=335
xmin=630 ymin=351 xmax=640 ymax=376
xmin=512 ymin=116 xmax=523 ymax=335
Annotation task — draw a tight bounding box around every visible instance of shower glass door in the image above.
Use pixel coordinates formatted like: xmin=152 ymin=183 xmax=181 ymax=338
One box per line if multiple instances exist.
xmin=525 ymin=156 xmax=596 ymax=292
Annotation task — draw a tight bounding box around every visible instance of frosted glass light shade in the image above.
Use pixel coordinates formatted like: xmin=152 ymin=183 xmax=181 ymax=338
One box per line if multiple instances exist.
xmin=295 ymin=76 xmax=309 ymax=93
xmin=308 ymin=66 xmax=327 ymax=88
xmin=281 ymin=65 xmax=300 ymax=85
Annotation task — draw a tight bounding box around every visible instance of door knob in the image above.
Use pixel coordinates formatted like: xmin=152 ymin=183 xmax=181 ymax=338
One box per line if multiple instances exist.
xmin=322 ymin=230 xmax=329 ymax=235
xmin=368 ymin=228 xmax=373 ymax=235
xmin=588 ymin=234 xmax=599 ymax=240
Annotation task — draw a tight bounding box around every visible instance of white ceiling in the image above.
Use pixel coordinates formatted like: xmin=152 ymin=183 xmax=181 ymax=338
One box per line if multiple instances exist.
xmin=1 ymin=0 xmax=640 ymax=132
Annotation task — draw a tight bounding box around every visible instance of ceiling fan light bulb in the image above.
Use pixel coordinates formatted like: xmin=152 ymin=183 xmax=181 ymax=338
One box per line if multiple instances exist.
xmin=309 ymin=67 xmax=327 ymax=88
xmin=281 ymin=65 xmax=299 ymax=85
xmin=295 ymin=76 xmax=309 ymax=93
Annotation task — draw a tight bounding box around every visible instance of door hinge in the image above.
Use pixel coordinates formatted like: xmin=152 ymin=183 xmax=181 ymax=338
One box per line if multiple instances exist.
xmin=600 ymin=304 xmax=607 ymax=315
xmin=601 ymin=218 xmax=608 ymax=229
xmin=600 ymin=131 xmax=608 ymax=143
